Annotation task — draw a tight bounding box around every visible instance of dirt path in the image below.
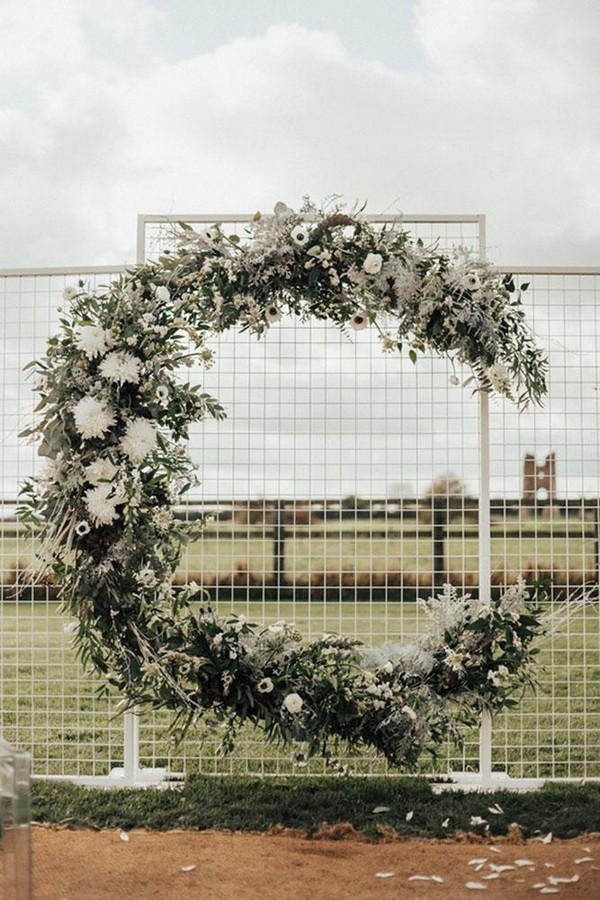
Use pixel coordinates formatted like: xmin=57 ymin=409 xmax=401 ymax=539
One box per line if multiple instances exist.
xmin=32 ymin=828 xmax=599 ymax=900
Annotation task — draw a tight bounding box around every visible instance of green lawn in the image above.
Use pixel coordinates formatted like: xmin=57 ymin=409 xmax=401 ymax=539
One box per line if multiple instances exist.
xmin=0 ymin=599 xmax=598 ymax=781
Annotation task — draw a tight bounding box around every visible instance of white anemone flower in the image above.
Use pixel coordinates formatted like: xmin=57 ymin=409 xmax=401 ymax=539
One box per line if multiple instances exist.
xmin=155 ymin=385 xmax=170 ymax=404
xmin=76 ymin=325 xmax=110 ymax=359
xmin=73 ymin=396 xmax=116 ymax=440
xmin=350 ymin=312 xmax=369 ymax=331
xmin=257 ymin=677 xmax=274 ymax=693
xmin=120 ymin=417 xmax=157 ymax=463
xmin=84 ymin=483 xmax=121 ymax=526
xmin=63 ymin=286 xmax=78 ymax=301
xmin=290 ymin=224 xmax=309 ymax=246
xmin=460 ymin=272 xmax=481 ymax=292
xmin=85 ymin=457 xmax=119 ymax=484
xmin=74 ymin=520 xmax=91 ymax=536
xmin=99 ymin=351 xmax=141 ymax=385
xmin=363 ymin=253 xmax=383 ymax=275
xmin=282 ymin=692 xmax=303 ymax=714
xmin=265 ymin=304 xmax=282 ymax=324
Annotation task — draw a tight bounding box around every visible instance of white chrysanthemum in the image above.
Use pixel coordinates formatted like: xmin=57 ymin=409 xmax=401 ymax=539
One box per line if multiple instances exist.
xmin=265 ymin=304 xmax=282 ymax=323
xmin=84 ymin=483 xmax=121 ymax=526
xmin=120 ymin=417 xmax=157 ymax=463
xmin=290 ymin=224 xmax=309 ymax=246
xmin=363 ymin=253 xmax=383 ymax=275
xmin=350 ymin=312 xmax=369 ymax=331
xmin=155 ymin=285 xmax=170 ymax=302
xmin=73 ymin=396 xmax=116 ymax=440
xmin=282 ymin=692 xmax=303 ymax=714
xmin=85 ymin=457 xmax=119 ymax=484
xmin=76 ymin=325 xmax=110 ymax=359
xmin=99 ymin=351 xmax=141 ymax=385
xmin=257 ymin=677 xmax=274 ymax=694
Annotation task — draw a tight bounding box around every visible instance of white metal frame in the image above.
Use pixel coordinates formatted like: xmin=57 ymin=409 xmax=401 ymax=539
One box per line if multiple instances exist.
xmin=2 ymin=222 xmax=598 ymax=789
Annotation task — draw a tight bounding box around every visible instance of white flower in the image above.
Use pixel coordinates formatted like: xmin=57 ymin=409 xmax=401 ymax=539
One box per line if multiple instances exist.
xmin=135 ymin=566 xmax=158 ymax=589
xmin=199 ymin=227 xmax=220 ymax=244
xmin=63 ymin=286 xmax=78 ymax=301
xmin=460 ymin=272 xmax=481 ymax=292
xmin=76 ymin=325 xmax=110 ymax=359
xmin=155 ymin=385 xmax=170 ymax=404
xmin=402 ymin=705 xmax=417 ymax=721
xmin=488 ymin=362 xmax=512 ymax=394
xmin=382 ymin=661 xmax=394 ymax=675
xmin=84 ymin=482 xmax=121 ymax=526
xmin=99 ymin=351 xmax=141 ymax=385
xmin=85 ymin=457 xmax=119 ymax=484
xmin=74 ymin=520 xmax=91 ymax=536
xmin=283 ymin=692 xmax=303 ymax=714
xmin=291 ymin=224 xmax=309 ymax=246
xmin=258 ymin=677 xmax=274 ymax=694
xmin=212 ymin=633 xmax=223 ymax=647
xmin=265 ymin=304 xmax=282 ymax=323
xmin=73 ymin=396 xmax=116 ymax=440
xmin=155 ymin=285 xmax=170 ymax=303
xmin=268 ymin=624 xmax=285 ymax=635
xmin=379 ymin=331 xmax=396 ymax=352
xmin=363 ymin=253 xmax=383 ymax=275
xmin=120 ymin=417 xmax=157 ymax=464
xmin=449 ymin=374 xmax=460 ymax=386
xmin=350 ymin=312 xmax=369 ymax=331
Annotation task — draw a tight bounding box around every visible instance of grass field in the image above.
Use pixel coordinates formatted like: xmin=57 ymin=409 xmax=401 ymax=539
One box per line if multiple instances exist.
xmin=1 ymin=518 xmax=596 ymax=588
xmin=0 ymin=598 xmax=598 ymax=781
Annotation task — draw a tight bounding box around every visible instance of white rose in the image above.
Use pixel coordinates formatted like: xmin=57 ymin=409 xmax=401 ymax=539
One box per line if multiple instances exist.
xmin=363 ymin=253 xmax=383 ymax=275
xmin=282 ymin=692 xmax=303 ymax=714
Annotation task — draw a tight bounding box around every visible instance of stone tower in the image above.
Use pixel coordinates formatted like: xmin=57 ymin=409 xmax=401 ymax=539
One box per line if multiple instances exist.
xmin=522 ymin=452 xmax=556 ymax=505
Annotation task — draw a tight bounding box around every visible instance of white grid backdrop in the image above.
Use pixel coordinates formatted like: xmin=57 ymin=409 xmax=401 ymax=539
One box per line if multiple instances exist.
xmin=0 ymin=217 xmax=598 ymax=779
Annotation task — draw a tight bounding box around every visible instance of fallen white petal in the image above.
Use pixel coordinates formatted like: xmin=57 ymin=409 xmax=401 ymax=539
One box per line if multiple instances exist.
xmin=372 ymin=806 xmax=390 ymax=814
xmin=441 ymin=817 xmax=450 ymax=828
xmin=375 ymin=872 xmax=395 ymax=878
xmin=574 ymin=856 xmax=594 ymax=864
xmin=408 ymin=875 xmax=432 ymax=881
xmin=539 ymin=832 xmax=553 ymax=844
xmin=406 ymin=810 xmax=414 ymax=821
xmin=544 ymin=863 xmax=555 ymax=869
xmin=533 ymin=883 xmax=546 ymax=889
xmin=488 ymin=804 xmax=504 ymax=815
xmin=468 ymin=858 xmax=488 ymax=867
xmin=470 ymin=816 xmax=487 ymax=826
xmin=489 ymin=846 xmax=501 ymax=854
xmin=119 ymin=831 xmax=129 ymax=842
xmin=583 ymin=846 xmax=591 ymax=853
xmin=482 ymin=873 xmax=500 ymax=880
xmin=465 ymin=882 xmax=488 ymax=890
xmin=548 ymin=875 xmax=579 ymax=885
xmin=489 ymin=864 xmax=515 ymax=873
xmin=539 ymin=890 xmax=559 ymax=895
xmin=180 ymin=865 xmax=196 ymax=873
xmin=431 ymin=875 xmax=444 ymax=883
xmin=514 ymin=859 xmax=535 ymax=867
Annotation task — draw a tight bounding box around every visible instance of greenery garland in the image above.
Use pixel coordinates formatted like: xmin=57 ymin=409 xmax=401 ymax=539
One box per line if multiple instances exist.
xmin=19 ymin=199 xmax=547 ymax=770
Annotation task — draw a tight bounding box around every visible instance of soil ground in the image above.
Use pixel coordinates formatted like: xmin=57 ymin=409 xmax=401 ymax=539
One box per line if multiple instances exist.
xmin=30 ymin=827 xmax=599 ymax=900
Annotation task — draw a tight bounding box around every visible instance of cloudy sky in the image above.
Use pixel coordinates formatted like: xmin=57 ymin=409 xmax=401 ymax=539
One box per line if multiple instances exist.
xmin=1 ymin=0 xmax=599 ymax=269
xmin=1 ymin=0 xmax=598 ymax=505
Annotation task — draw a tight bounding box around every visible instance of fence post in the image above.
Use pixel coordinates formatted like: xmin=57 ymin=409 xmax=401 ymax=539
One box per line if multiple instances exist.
xmin=123 ymin=708 xmax=139 ymax=783
xmin=432 ymin=502 xmax=446 ymax=588
xmin=272 ymin=502 xmax=286 ymax=589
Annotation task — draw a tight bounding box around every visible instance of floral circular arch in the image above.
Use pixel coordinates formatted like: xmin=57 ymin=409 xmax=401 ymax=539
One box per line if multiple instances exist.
xmin=21 ymin=200 xmax=548 ymax=770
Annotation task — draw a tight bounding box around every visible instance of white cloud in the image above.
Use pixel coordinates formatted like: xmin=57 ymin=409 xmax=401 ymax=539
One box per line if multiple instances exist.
xmin=0 ymin=1 xmax=599 ymax=268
